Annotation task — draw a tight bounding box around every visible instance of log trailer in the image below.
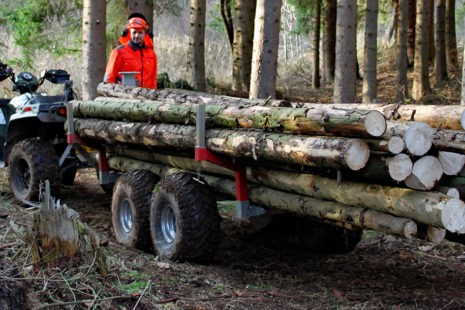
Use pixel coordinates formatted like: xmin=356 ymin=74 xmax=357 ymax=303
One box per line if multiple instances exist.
xmin=65 ymin=100 xmax=365 ymax=261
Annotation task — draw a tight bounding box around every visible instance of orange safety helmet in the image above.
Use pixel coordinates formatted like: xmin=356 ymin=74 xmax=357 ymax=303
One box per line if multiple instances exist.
xmin=126 ymin=17 xmax=149 ymax=31
xmin=119 ymin=14 xmax=154 ymax=48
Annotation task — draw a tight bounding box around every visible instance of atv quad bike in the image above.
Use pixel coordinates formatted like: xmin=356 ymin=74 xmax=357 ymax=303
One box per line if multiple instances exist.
xmin=0 ymin=62 xmax=80 ymax=202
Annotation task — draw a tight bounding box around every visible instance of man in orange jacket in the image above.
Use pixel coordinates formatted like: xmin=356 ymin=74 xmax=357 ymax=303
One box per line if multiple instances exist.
xmin=104 ymin=14 xmax=157 ymax=89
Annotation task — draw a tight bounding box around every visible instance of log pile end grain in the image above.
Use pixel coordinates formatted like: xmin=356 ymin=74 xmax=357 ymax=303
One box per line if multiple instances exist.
xmin=404 ymin=122 xmax=434 ymax=156
xmin=388 ymin=153 xmax=413 ymax=182
xmin=404 ymin=156 xmax=443 ymax=191
xmin=344 ymin=139 xmax=371 ymax=171
xmin=365 ymin=110 xmax=387 ymax=137
xmin=441 ymin=198 xmax=465 ymax=232
xmin=388 ymin=136 xmax=405 ymax=154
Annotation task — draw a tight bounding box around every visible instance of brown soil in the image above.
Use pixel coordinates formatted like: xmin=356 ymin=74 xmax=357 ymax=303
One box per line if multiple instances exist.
xmin=1 ymin=168 xmax=465 ymax=310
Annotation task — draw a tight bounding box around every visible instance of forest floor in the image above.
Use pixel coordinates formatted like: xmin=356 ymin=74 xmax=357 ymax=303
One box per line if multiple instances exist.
xmin=1 ymin=169 xmax=465 ymax=310
xmin=1 ymin=56 xmax=465 ymax=309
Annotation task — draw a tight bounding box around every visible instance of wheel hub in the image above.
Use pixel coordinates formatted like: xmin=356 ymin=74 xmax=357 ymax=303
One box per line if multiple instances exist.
xmin=119 ymin=198 xmax=133 ymax=233
xmin=160 ymin=203 xmax=176 ymax=243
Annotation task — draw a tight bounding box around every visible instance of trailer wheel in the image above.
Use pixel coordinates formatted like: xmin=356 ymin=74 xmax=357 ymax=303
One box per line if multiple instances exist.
xmin=61 ymin=159 xmax=78 ymax=186
xmin=297 ymin=219 xmax=362 ymax=254
xmin=8 ymin=138 xmax=60 ymax=202
xmin=150 ymin=172 xmax=221 ymax=261
xmin=111 ymin=170 xmax=160 ymax=250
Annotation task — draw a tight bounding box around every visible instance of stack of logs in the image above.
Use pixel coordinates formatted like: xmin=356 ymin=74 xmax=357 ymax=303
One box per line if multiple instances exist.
xmin=71 ymin=83 xmax=465 ymax=243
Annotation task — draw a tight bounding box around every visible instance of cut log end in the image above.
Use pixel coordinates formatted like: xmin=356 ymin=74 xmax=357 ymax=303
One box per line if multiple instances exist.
xmin=365 ymin=111 xmax=387 ymax=137
xmin=438 ymin=151 xmax=465 ymax=176
xmin=426 ymin=226 xmax=446 ymax=243
xmin=345 ymin=139 xmax=370 ymax=171
xmin=404 ymin=221 xmax=418 ymax=239
xmin=388 ymin=136 xmax=405 ymax=154
xmin=388 ymin=153 xmax=413 ymax=182
xmin=404 ymin=122 xmax=433 ymax=156
xmin=441 ymin=198 xmax=465 ymax=232
xmin=404 ymin=156 xmax=443 ymax=190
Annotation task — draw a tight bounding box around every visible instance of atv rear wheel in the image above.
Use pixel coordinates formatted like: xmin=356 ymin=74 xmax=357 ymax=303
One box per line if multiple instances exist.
xmin=111 ymin=170 xmax=160 ymax=250
xmin=8 ymin=138 xmax=60 ymax=202
xmin=150 ymin=172 xmax=222 ymax=261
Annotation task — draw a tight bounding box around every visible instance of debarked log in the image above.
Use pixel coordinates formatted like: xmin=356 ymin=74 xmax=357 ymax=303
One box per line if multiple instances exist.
xmin=73 ymin=99 xmax=386 ymax=137
xmin=103 ymin=148 xmax=465 ymax=232
xmin=107 ymin=156 xmax=418 ymax=238
xmin=74 ymin=118 xmax=371 ymax=170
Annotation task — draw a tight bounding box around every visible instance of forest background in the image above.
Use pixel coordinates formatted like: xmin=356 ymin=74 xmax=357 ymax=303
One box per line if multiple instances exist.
xmin=0 ymin=0 xmax=463 ymax=103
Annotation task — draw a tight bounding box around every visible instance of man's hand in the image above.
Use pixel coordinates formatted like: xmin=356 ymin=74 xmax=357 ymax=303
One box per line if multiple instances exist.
xmin=0 ymin=62 xmax=13 ymax=82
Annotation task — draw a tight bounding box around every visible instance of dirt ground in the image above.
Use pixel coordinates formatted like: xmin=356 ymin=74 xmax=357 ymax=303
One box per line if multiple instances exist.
xmin=1 ymin=168 xmax=465 ymax=310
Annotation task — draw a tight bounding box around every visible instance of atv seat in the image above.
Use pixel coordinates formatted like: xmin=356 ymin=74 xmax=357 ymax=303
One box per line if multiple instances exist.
xmin=29 ymin=95 xmax=65 ymax=105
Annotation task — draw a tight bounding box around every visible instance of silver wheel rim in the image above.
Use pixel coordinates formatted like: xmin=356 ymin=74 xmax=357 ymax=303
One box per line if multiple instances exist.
xmin=119 ymin=198 xmax=133 ymax=233
xmin=160 ymin=203 xmax=176 ymax=243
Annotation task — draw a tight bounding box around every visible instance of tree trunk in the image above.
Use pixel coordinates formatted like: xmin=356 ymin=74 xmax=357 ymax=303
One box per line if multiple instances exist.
xmin=362 ymin=0 xmax=378 ymax=103
xmin=82 ymin=0 xmax=106 ymax=100
xmin=434 ymin=0 xmax=448 ymax=82
xmin=74 ymin=118 xmax=371 ymax=170
xmin=404 ymin=156 xmax=443 ymax=190
xmin=396 ymin=0 xmax=409 ymax=102
xmin=407 ymin=0 xmax=416 ymax=66
xmin=322 ymin=0 xmax=337 ymax=85
xmin=106 ymin=151 xmax=465 ymax=232
xmin=411 ymin=0 xmax=431 ymax=100
xmin=188 ymin=0 xmax=206 ymax=91
xmin=249 ymin=0 xmax=282 ymax=99
xmin=125 ymin=0 xmax=153 ymax=25
xmin=312 ymin=0 xmax=321 ymax=88
xmin=232 ymin=0 xmax=256 ymax=94
xmin=445 ymin=0 xmax=459 ymax=71
xmin=428 ymin=0 xmax=435 ymax=63
xmin=333 ymin=0 xmax=357 ymax=103
xmin=74 ymin=100 xmax=386 ymax=137
xmin=220 ymin=0 xmax=234 ymax=47
xmin=462 ymin=47 xmax=465 ymax=105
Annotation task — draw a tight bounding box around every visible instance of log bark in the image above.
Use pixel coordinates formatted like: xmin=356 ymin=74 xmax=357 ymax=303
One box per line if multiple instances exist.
xmin=433 ymin=129 xmax=465 ymax=154
xmin=73 ymin=100 xmax=387 ymax=137
xmin=108 ymin=156 xmax=418 ymax=239
xmin=434 ymin=0 xmax=448 ymax=82
xmin=412 ymin=0 xmax=431 ymax=100
xmin=438 ymin=151 xmax=465 ymax=176
xmin=294 ymin=102 xmax=465 ymax=131
xmin=388 ymin=153 xmax=413 ymax=182
xmin=105 ymin=148 xmax=465 ymax=232
xmin=74 ymin=118 xmax=371 ymax=170
xmin=96 ymin=83 xmax=465 ymax=131
xmin=404 ymin=156 xmax=443 ymax=190
xmin=97 ymin=82 xmax=288 ymax=107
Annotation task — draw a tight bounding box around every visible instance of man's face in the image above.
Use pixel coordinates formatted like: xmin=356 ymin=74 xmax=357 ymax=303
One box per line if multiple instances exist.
xmin=130 ymin=28 xmax=146 ymax=46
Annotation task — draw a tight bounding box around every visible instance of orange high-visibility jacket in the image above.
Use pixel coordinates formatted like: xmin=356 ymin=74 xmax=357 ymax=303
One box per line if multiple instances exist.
xmin=104 ymin=40 xmax=157 ymax=89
